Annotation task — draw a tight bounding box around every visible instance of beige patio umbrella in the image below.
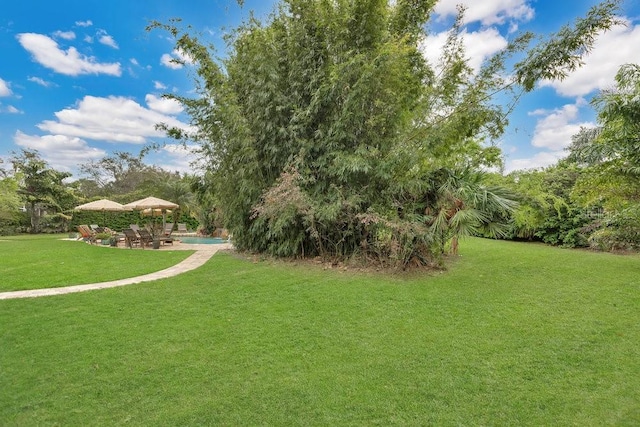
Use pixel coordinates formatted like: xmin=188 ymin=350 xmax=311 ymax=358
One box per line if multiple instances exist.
xmin=123 ymin=196 xmax=179 ymax=211
xmin=123 ymin=197 xmax=179 ymax=233
xmin=74 ymin=198 xmax=131 ymax=223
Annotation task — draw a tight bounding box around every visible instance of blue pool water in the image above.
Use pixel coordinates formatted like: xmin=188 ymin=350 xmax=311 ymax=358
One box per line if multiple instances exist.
xmin=179 ymin=236 xmax=228 ymax=245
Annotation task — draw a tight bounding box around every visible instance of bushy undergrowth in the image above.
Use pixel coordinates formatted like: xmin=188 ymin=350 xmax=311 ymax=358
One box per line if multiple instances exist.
xmin=587 ymin=207 xmax=640 ymax=251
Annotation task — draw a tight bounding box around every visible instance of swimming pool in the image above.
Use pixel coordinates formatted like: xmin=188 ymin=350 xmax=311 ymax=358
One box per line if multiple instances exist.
xmin=179 ymin=236 xmax=228 ymax=245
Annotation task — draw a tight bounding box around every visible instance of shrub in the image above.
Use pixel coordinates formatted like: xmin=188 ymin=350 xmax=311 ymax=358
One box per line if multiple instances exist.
xmin=587 ymin=206 xmax=640 ymax=251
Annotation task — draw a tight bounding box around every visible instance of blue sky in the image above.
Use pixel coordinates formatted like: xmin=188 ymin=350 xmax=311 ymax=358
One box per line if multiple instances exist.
xmin=1 ymin=0 xmax=639 ymax=178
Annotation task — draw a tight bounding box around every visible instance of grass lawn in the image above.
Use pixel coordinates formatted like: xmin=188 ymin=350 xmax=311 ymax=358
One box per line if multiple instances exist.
xmin=1 ymin=237 xmax=639 ymax=425
xmin=0 ymin=234 xmax=193 ymax=292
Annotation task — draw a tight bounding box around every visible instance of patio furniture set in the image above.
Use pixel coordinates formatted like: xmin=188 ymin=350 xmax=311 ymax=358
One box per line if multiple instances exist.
xmin=74 ymin=196 xmax=185 ymax=250
xmin=77 ymin=223 xmax=177 ymax=249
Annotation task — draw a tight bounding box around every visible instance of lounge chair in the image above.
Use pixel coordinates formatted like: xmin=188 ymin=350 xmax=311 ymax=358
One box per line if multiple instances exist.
xmin=130 ymin=224 xmax=141 ymax=233
xmin=137 ymin=228 xmax=155 ymax=247
xmin=157 ymin=223 xmax=174 ymax=245
xmin=123 ymin=228 xmax=142 ymax=248
xmin=177 ymin=223 xmax=188 ymax=234
xmin=77 ymin=225 xmax=96 ymax=244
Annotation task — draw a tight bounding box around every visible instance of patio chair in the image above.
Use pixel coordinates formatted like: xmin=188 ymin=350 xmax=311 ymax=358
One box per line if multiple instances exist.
xmin=137 ymin=228 xmax=155 ymax=247
xmin=77 ymin=225 xmax=97 ymax=244
xmin=177 ymin=223 xmax=188 ymax=233
xmin=130 ymin=224 xmax=141 ymax=233
xmin=159 ymin=223 xmax=174 ymax=245
xmin=123 ymin=228 xmax=142 ymax=248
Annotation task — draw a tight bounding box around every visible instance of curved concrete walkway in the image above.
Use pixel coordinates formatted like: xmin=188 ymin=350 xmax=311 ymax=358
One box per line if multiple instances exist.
xmin=0 ymin=243 xmax=233 ymax=300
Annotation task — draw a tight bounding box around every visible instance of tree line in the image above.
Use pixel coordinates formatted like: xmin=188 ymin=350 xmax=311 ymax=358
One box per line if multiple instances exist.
xmin=488 ymin=63 xmax=640 ymax=252
xmin=0 ymin=150 xmax=207 ymax=235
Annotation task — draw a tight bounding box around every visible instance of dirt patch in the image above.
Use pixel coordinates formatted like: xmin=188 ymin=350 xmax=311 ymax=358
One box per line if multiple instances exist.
xmin=227 ymin=249 xmax=455 ymax=279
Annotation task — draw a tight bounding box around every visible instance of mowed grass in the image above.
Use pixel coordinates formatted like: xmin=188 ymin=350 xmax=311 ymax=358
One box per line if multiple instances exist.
xmin=0 ymin=234 xmax=193 ymax=292
xmin=1 ymin=238 xmax=639 ymax=425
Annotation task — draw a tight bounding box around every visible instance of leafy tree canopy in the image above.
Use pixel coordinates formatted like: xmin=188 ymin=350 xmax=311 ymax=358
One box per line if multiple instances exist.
xmin=568 ymin=63 xmax=640 ymax=209
xmin=10 ymin=149 xmax=74 ymax=233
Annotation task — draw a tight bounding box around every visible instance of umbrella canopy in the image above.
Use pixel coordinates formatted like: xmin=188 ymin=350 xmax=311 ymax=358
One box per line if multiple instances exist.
xmin=124 ymin=197 xmax=179 ymax=234
xmin=123 ymin=196 xmax=179 ymax=210
xmin=141 ymin=208 xmax=172 ymax=216
xmin=74 ymin=199 xmax=130 ymax=212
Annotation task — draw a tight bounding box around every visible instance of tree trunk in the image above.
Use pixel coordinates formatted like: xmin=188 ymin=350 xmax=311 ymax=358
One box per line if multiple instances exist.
xmin=29 ymin=201 xmax=40 ymax=234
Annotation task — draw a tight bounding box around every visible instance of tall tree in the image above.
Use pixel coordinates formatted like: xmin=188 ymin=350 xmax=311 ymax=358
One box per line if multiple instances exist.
xmin=79 ymin=151 xmax=155 ymax=198
xmin=150 ymin=0 xmax=621 ymax=265
xmin=10 ymin=149 xmax=73 ymax=233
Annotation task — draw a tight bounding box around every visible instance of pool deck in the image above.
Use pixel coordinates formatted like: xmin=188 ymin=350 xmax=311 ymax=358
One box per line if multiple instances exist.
xmin=0 ymin=240 xmax=233 ymax=300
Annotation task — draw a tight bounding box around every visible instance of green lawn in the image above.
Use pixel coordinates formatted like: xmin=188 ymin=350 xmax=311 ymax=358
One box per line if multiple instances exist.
xmin=0 ymin=234 xmax=193 ymax=292
xmin=1 ymin=237 xmax=639 ymax=425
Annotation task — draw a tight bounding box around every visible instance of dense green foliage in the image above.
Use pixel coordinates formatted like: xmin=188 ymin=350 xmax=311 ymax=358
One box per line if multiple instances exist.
xmin=497 ymin=62 xmax=640 ymax=251
xmin=152 ymin=0 xmax=620 ymax=265
xmin=2 ymin=237 xmax=640 ymax=425
xmin=569 ymin=63 xmax=640 ymax=210
xmin=9 ymin=149 xmax=75 ymax=234
xmin=0 ymin=172 xmax=25 ymax=235
xmin=490 ymin=165 xmax=593 ymax=248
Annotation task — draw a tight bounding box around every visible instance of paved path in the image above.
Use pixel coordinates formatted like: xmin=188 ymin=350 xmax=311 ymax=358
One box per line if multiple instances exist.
xmin=0 ymin=243 xmax=233 ymax=300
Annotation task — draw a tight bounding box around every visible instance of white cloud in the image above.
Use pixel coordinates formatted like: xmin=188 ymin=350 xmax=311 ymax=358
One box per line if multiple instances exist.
xmin=98 ymin=31 xmax=119 ymax=49
xmin=27 ymin=76 xmax=54 ymax=87
xmin=0 ymin=78 xmax=11 ymax=96
xmin=460 ymin=28 xmax=508 ymax=72
xmin=158 ymin=144 xmax=200 ymax=174
xmin=154 ymin=80 xmax=167 ymax=90
xmin=505 ymin=151 xmax=565 ymax=173
xmin=37 ymin=95 xmax=192 ymax=144
xmin=14 ymin=131 xmax=105 ymax=171
xmin=530 ymin=101 xmax=593 ymax=151
xmin=16 ymin=33 xmax=121 ymax=76
xmin=84 ymin=35 xmax=93 ymax=43
xmin=5 ymin=105 xmax=21 ymax=114
xmin=99 ymin=35 xmax=118 ymax=49
xmin=161 ymin=53 xmax=182 ymax=70
xmin=422 ymin=27 xmax=507 ymax=73
xmin=540 ymin=20 xmax=640 ymax=97
xmin=130 ymin=58 xmax=139 ymax=66
xmin=145 ymin=94 xmax=183 ymax=115
xmin=434 ymin=0 xmax=534 ymax=26
xmin=75 ymin=20 xmax=93 ymax=27
xmin=174 ymin=48 xmax=194 ymax=64
xmin=421 ymin=32 xmax=447 ymax=69
xmin=160 ymin=48 xmax=194 ymax=70
xmin=53 ymin=30 xmax=76 ymax=40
